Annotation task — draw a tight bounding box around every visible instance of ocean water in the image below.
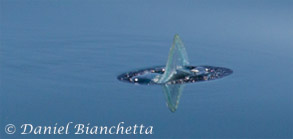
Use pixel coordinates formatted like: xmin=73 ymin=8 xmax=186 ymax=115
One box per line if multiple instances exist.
xmin=1 ymin=0 xmax=293 ymax=138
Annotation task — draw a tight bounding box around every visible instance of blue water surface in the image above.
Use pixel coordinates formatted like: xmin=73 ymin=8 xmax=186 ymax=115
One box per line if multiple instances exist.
xmin=1 ymin=0 xmax=293 ymax=138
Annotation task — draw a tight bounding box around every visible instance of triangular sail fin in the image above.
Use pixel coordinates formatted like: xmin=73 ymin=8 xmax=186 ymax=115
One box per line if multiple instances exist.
xmin=156 ymin=34 xmax=190 ymax=83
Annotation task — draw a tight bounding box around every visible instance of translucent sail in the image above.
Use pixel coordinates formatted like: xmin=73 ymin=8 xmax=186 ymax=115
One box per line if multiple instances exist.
xmin=162 ymin=84 xmax=184 ymax=112
xmin=156 ymin=34 xmax=190 ymax=83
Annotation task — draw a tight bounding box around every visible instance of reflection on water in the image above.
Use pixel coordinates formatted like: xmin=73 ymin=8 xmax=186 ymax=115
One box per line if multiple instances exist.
xmin=162 ymin=84 xmax=184 ymax=112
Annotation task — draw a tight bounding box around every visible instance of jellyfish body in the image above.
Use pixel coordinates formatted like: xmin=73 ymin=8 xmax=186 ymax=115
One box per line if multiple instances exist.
xmin=117 ymin=34 xmax=233 ymax=112
xmin=117 ymin=34 xmax=232 ymax=85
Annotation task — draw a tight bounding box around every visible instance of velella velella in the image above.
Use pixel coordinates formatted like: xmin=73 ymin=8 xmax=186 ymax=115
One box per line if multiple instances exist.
xmin=117 ymin=34 xmax=232 ymax=112
xmin=118 ymin=34 xmax=232 ymax=85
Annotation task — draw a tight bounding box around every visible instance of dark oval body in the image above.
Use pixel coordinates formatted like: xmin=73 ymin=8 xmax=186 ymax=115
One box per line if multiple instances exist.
xmin=117 ymin=65 xmax=233 ymax=85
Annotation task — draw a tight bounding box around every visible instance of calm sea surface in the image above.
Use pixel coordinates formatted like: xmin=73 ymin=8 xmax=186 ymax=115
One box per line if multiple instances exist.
xmin=1 ymin=0 xmax=293 ymax=138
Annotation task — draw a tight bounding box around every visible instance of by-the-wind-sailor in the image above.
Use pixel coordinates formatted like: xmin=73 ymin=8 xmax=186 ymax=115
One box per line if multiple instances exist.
xmin=118 ymin=34 xmax=232 ymax=85
xmin=117 ymin=34 xmax=232 ymax=112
